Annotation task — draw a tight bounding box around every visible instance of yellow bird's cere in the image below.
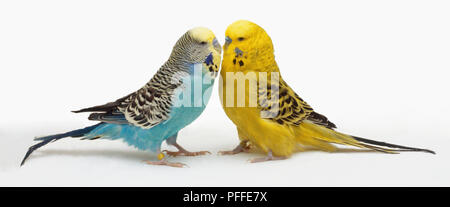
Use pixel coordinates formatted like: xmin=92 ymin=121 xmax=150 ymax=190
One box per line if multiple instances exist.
xmin=219 ymin=20 xmax=434 ymax=162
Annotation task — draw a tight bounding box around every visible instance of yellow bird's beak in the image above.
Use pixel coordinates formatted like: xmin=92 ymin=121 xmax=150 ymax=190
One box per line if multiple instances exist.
xmin=224 ymin=36 xmax=232 ymax=49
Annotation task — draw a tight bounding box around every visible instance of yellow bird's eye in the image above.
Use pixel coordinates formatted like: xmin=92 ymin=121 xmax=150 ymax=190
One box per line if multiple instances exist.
xmin=200 ymin=41 xmax=207 ymax=45
xmin=237 ymin=37 xmax=245 ymax=41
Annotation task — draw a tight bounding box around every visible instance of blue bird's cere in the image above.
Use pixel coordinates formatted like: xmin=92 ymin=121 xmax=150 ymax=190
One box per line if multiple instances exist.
xmin=21 ymin=27 xmax=222 ymax=168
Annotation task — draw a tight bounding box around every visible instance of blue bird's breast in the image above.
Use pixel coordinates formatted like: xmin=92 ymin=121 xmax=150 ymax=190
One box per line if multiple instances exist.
xmin=85 ymin=64 xmax=216 ymax=152
xmin=167 ymin=63 xmax=215 ymax=129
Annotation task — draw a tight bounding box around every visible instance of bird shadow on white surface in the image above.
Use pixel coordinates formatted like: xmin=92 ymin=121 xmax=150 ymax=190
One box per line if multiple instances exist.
xmin=23 ymin=149 xmax=163 ymax=164
xmin=20 ymin=145 xmax=380 ymax=168
xmin=217 ymin=147 xmax=381 ymax=161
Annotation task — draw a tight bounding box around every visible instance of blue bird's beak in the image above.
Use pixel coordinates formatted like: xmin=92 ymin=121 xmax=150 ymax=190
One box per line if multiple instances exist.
xmin=212 ymin=38 xmax=221 ymax=53
xmin=213 ymin=38 xmax=220 ymax=48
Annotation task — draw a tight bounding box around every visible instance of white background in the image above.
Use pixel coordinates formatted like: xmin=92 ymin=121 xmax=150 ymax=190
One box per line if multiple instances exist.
xmin=1 ymin=0 xmax=449 ymax=186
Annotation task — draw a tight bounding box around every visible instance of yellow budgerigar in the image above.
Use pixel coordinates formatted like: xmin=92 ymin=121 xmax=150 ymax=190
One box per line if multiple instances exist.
xmin=219 ymin=20 xmax=434 ymax=162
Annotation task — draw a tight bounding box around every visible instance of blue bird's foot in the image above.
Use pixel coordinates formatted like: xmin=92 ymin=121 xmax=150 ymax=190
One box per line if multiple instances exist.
xmin=143 ymin=152 xmax=187 ymax=168
xmin=164 ymin=134 xmax=211 ymax=157
xmin=163 ymin=149 xmax=211 ymax=157
xmin=163 ymin=142 xmax=210 ymax=157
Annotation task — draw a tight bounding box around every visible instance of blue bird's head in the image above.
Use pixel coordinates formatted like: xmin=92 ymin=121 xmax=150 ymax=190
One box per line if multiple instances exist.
xmin=170 ymin=27 xmax=222 ymax=78
xmin=189 ymin=27 xmax=222 ymax=78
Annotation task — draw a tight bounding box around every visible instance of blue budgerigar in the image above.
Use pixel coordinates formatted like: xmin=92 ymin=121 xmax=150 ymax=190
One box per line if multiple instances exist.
xmin=21 ymin=27 xmax=222 ymax=167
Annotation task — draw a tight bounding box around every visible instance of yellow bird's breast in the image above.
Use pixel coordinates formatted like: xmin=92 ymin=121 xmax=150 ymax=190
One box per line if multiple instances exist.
xmin=219 ymin=63 xmax=297 ymax=156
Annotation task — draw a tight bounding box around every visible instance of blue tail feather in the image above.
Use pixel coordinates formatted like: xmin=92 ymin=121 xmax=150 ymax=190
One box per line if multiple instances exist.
xmin=34 ymin=123 xmax=103 ymax=141
xmin=21 ymin=123 xmax=103 ymax=166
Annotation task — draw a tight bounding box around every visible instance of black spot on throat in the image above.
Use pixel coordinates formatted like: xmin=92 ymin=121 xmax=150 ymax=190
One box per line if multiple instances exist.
xmin=238 ymin=60 xmax=244 ymax=66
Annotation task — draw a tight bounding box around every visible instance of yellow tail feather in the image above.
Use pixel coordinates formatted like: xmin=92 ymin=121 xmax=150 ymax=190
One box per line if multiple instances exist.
xmin=295 ymin=121 xmax=434 ymax=154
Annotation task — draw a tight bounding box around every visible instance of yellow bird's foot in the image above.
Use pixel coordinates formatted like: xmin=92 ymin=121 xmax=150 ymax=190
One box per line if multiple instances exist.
xmin=163 ymin=149 xmax=211 ymax=157
xmin=248 ymin=150 xmax=287 ymax=163
xmin=144 ymin=160 xmax=187 ymax=168
xmin=218 ymin=146 xmax=248 ymax=155
xmin=218 ymin=141 xmax=251 ymax=155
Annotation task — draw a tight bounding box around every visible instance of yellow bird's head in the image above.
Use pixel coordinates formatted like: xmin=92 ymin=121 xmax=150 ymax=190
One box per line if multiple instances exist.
xmin=223 ymin=20 xmax=275 ymax=72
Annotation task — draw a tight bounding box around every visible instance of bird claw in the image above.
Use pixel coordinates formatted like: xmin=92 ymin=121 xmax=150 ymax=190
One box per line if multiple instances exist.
xmin=218 ymin=150 xmax=237 ymax=155
xmin=248 ymin=153 xmax=287 ymax=163
xmin=218 ymin=150 xmax=244 ymax=155
xmin=163 ymin=150 xmax=211 ymax=157
xmin=144 ymin=160 xmax=188 ymax=168
xmin=218 ymin=144 xmax=251 ymax=155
